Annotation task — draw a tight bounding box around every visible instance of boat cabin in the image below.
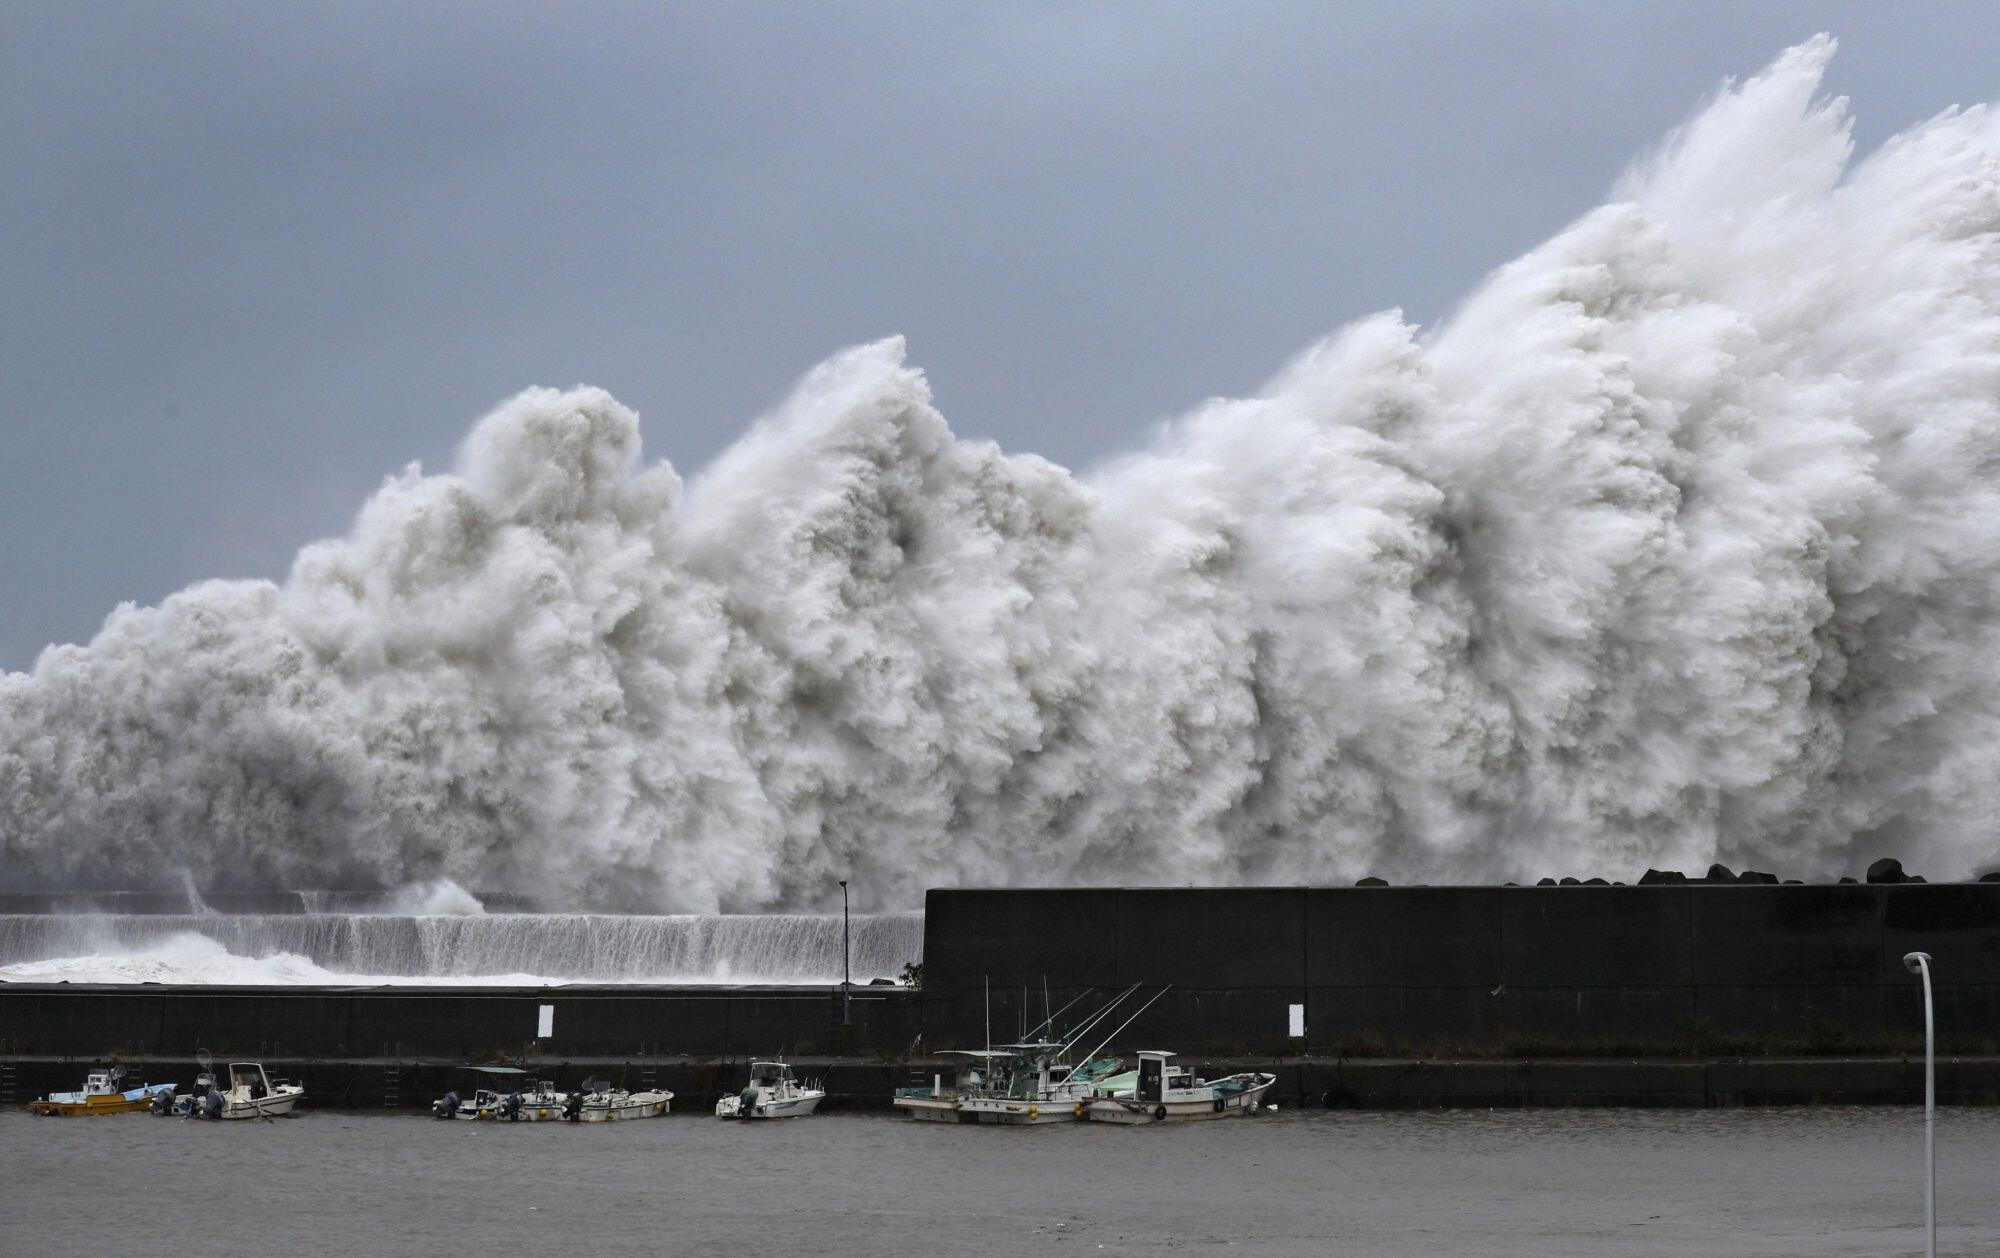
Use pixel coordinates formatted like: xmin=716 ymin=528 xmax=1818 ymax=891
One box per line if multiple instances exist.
xmin=1135 ymin=1051 xmax=1203 ymax=1102
xmin=226 ymin=1063 xmax=275 ymax=1099
xmin=82 ymin=1068 xmax=121 ymax=1096
xmin=748 ymin=1061 xmax=796 ymax=1090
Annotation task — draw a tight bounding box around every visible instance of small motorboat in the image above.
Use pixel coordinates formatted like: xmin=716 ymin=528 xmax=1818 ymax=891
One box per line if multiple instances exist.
xmin=575 ymin=1077 xmax=671 ymax=1122
xmin=30 ymin=1066 xmax=175 ymax=1117
xmin=1083 ymin=1050 xmax=1275 ymax=1123
xmin=202 ymin=1062 xmax=305 ymax=1120
xmin=715 ymin=1060 xmax=825 ymax=1119
xmin=163 ymin=1054 xmax=220 ymax=1116
xmin=433 ymin=1067 xmax=569 ymax=1121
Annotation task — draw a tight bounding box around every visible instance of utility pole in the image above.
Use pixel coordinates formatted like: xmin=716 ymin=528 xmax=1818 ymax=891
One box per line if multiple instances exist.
xmin=1904 ymin=951 xmax=1936 ymax=1258
xmin=839 ymin=879 xmax=851 ymax=1027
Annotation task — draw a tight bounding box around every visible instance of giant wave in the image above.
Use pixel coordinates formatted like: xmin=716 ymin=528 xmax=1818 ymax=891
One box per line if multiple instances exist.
xmin=6 ymin=39 xmax=2000 ymax=909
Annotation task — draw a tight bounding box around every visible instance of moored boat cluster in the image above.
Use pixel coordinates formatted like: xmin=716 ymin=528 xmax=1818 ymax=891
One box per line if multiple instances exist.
xmin=27 ymin=987 xmax=1261 ymax=1126
xmin=894 ymin=985 xmax=1277 ymax=1126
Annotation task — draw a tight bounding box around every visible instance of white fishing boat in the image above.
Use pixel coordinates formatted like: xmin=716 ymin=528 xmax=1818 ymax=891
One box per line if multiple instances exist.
xmin=715 ymin=1060 xmax=825 ymax=1119
xmin=892 ymin=1051 xmax=999 ymax=1123
xmin=954 ymin=1045 xmax=1125 ymax=1125
xmin=1083 ymin=1050 xmax=1275 ymax=1123
xmin=576 ymin=1077 xmax=672 ymax=1122
xmin=208 ymin=1062 xmax=305 ymax=1120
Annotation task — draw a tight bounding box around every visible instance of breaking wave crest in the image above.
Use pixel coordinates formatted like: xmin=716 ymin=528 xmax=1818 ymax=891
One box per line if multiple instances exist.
xmin=6 ymin=38 xmax=2000 ymax=906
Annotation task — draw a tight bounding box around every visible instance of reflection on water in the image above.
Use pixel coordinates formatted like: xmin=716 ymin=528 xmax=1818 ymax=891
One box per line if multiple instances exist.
xmin=4 ymin=1105 xmax=1993 ymax=1256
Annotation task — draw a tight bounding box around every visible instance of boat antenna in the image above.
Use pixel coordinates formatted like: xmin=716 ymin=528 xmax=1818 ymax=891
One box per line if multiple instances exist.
xmin=1074 ymin=985 xmax=1174 ymax=1068
xmin=1020 ymin=983 xmax=1027 ymax=1042
xmin=1044 ymin=976 xmax=1052 ymax=1040
xmin=984 ymin=975 xmax=991 ymax=1054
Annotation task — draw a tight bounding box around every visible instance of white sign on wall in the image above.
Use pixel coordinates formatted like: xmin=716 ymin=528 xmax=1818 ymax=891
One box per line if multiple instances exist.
xmin=1287 ymin=1003 xmax=1305 ymax=1038
xmin=537 ymin=1004 xmax=555 ymax=1039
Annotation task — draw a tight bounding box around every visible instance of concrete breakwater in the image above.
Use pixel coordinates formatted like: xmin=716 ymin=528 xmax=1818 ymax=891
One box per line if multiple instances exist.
xmin=0 ymin=983 xmax=920 ymax=1060
xmin=921 ymin=885 xmax=2000 ymax=1056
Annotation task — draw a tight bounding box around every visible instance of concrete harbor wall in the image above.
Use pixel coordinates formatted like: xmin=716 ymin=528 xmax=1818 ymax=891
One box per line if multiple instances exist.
xmin=0 ymin=984 xmax=919 ymax=1060
xmin=919 ymin=885 xmax=2000 ymax=1054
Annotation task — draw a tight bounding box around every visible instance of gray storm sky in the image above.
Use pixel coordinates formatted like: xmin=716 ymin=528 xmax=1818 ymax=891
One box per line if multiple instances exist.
xmin=4 ymin=2 xmax=1997 ymax=671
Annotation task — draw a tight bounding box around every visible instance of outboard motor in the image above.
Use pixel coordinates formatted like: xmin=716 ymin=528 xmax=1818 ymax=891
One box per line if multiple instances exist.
xmin=562 ymin=1090 xmax=584 ymax=1122
xmin=202 ymin=1090 xmax=224 ymax=1120
xmin=433 ymin=1091 xmax=460 ymax=1119
xmin=150 ymin=1090 xmax=175 ymax=1115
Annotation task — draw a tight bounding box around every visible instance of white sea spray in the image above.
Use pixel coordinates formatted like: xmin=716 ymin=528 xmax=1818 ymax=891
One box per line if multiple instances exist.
xmin=5 ymin=39 xmax=1998 ymax=908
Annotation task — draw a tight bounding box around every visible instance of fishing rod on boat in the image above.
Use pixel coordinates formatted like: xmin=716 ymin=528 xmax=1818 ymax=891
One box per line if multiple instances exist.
xmin=1050 ymin=983 xmax=1144 ymax=1056
xmin=1061 ymin=983 xmax=1143 ymax=1048
xmin=1071 ymin=985 xmax=1174 ymax=1070
xmin=1021 ymin=985 xmax=1101 ymax=1045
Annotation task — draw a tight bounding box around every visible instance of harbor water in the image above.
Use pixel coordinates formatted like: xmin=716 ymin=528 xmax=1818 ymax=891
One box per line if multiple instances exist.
xmin=6 ymin=1106 xmax=1997 ymax=1256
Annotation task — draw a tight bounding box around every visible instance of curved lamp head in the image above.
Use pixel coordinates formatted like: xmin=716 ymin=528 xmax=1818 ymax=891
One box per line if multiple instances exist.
xmin=1904 ymin=951 xmax=1933 ymax=974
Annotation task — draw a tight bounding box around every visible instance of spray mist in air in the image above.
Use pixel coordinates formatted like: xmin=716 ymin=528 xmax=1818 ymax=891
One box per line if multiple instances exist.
xmin=5 ymin=38 xmax=1998 ymax=909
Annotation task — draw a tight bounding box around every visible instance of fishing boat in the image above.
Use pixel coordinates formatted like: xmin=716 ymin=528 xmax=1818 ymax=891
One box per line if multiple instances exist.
xmin=892 ymin=984 xmax=1167 ymax=1124
xmin=576 ymin=1077 xmax=672 ymax=1122
xmin=432 ymin=1067 xmax=569 ymax=1121
xmin=715 ymin=1060 xmax=825 ymax=1119
xmin=30 ymin=1066 xmax=175 ymax=1117
xmin=1082 ymin=1050 xmax=1275 ymax=1123
xmin=892 ymin=1052 xmax=998 ymax=1123
xmin=954 ymin=1045 xmax=1127 ymax=1125
xmin=207 ymin=1062 xmax=305 ymax=1119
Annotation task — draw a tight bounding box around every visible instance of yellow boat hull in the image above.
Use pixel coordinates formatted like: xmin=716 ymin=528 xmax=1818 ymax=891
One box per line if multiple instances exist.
xmin=30 ymin=1094 xmax=155 ymax=1117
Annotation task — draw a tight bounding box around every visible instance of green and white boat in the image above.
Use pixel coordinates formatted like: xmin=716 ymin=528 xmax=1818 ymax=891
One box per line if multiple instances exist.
xmin=1083 ymin=1050 xmax=1275 ymax=1123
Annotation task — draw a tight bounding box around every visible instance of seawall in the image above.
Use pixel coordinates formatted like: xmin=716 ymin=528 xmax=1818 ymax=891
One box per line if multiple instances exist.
xmin=0 ymin=983 xmax=918 ymax=1060
xmin=919 ymin=885 xmax=2000 ymax=1054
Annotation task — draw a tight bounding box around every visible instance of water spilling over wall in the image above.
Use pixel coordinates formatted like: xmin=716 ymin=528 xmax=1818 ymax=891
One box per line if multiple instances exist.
xmin=6 ymin=39 xmax=2000 ymax=907
xmin=0 ymin=913 xmax=923 ymax=985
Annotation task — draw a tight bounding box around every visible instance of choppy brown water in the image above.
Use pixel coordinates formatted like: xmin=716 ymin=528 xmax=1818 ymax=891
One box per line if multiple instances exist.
xmin=5 ymin=1106 xmax=1997 ymax=1256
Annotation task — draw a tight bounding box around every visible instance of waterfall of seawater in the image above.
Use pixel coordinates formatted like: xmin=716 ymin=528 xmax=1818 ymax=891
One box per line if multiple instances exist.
xmin=0 ymin=913 xmax=923 ymax=984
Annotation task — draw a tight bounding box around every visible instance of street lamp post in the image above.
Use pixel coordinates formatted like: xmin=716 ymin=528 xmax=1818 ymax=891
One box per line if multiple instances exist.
xmin=839 ymin=879 xmax=851 ymax=1028
xmin=1903 ymin=950 xmax=1936 ymax=1258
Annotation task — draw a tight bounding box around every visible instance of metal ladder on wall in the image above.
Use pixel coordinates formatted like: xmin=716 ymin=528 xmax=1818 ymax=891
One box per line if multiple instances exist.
xmin=381 ymin=1064 xmax=400 ymax=1110
xmin=0 ymin=1061 xmax=15 ymax=1106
